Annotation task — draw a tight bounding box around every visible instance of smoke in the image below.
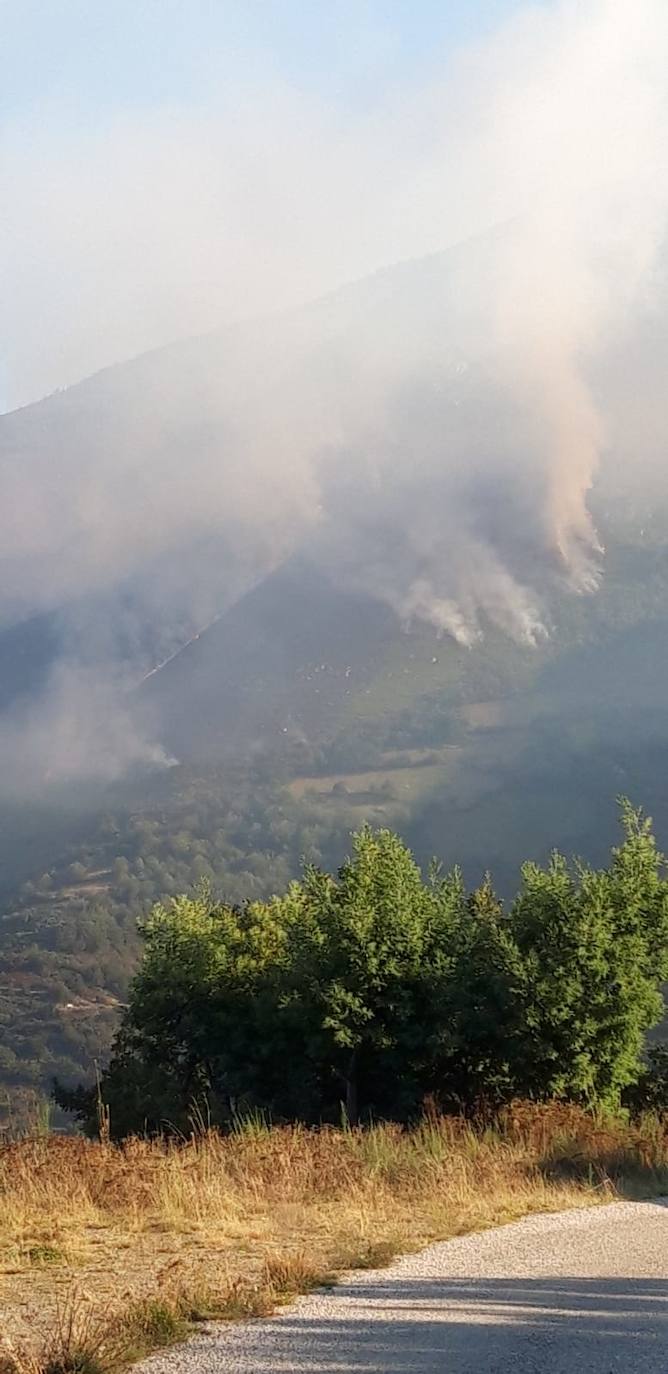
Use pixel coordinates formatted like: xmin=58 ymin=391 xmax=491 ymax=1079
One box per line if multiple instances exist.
xmin=1 ymin=0 xmax=667 ymax=787
xmin=486 ymin=1 xmax=668 ymax=587
xmin=0 ymin=663 xmax=176 ymax=797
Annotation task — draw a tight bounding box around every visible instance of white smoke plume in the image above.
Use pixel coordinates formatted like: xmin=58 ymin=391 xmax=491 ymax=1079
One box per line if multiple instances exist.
xmin=0 ymin=0 xmax=667 ymax=785
xmin=0 ymin=663 xmax=176 ymax=796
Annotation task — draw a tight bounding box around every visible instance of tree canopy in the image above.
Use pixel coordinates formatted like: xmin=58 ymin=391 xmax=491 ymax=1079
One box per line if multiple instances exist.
xmin=58 ymin=805 xmax=668 ymax=1137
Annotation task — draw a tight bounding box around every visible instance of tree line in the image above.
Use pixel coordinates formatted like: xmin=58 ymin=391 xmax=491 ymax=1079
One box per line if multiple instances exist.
xmin=58 ymin=802 xmax=668 ymax=1137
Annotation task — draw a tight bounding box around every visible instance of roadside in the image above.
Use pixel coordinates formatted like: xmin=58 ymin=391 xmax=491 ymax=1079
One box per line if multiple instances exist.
xmin=1 ymin=1105 xmax=667 ymax=1372
xmin=137 ymin=1199 xmax=668 ymax=1374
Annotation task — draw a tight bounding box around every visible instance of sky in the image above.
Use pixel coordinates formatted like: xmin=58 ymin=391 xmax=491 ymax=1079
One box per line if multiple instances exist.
xmin=2 ymin=3 xmax=527 ymax=120
xmin=1 ymin=0 xmax=532 ymax=409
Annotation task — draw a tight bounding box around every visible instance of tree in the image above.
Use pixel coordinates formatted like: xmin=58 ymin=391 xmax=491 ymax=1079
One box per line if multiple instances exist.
xmin=443 ymin=875 xmax=527 ymax=1107
xmin=57 ymin=807 xmax=668 ymax=1137
xmin=60 ymin=828 xmax=461 ymax=1133
xmin=508 ymin=804 xmax=668 ymax=1105
xmin=80 ymin=892 xmax=290 ymax=1135
xmin=274 ymin=827 xmax=461 ymax=1122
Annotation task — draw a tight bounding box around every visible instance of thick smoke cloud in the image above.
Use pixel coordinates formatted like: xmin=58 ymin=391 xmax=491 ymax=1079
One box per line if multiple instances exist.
xmin=1 ymin=0 xmax=667 ymax=787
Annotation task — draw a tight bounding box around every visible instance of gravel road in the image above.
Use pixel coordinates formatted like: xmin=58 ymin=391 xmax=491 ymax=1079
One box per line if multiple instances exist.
xmin=140 ymin=1200 xmax=668 ymax=1373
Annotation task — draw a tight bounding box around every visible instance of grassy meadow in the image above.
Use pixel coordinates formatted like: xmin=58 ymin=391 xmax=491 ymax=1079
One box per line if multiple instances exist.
xmin=1 ymin=1104 xmax=667 ymax=1372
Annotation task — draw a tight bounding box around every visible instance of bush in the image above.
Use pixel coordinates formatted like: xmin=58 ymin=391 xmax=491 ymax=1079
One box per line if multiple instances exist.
xmin=58 ymin=806 xmax=668 ymax=1138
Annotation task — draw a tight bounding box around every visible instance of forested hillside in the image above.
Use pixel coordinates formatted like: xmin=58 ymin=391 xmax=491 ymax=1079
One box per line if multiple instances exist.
xmin=1 ymin=224 xmax=668 ymax=1121
xmin=4 ymin=516 xmax=668 ymax=1119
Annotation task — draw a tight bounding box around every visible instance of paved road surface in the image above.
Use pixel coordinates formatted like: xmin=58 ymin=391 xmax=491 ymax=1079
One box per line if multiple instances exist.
xmin=141 ymin=1200 xmax=668 ymax=1373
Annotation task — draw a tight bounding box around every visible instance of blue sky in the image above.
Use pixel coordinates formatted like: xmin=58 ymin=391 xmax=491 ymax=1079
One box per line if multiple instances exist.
xmin=2 ymin=2 xmax=528 ymax=123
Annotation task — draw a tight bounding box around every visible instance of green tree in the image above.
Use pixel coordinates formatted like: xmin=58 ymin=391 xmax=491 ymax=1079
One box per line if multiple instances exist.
xmin=84 ymin=892 xmax=289 ymax=1135
xmin=57 ymin=808 xmax=668 ymax=1137
xmin=60 ymin=828 xmax=461 ymax=1133
xmin=274 ymin=826 xmax=461 ymax=1122
xmin=444 ymin=875 xmax=527 ymax=1107
xmin=508 ymin=804 xmax=668 ymax=1104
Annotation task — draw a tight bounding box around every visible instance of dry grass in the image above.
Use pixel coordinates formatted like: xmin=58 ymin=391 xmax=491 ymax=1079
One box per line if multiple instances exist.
xmin=0 ymin=1104 xmax=666 ymax=1372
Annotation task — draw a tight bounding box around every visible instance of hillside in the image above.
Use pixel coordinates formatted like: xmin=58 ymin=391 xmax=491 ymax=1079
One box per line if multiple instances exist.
xmin=0 ymin=240 xmax=502 ymax=712
xmin=4 ymin=530 xmax=668 ymax=1116
xmin=1 ymin=235 xmax=668 ymax=1115
xmin=1 ymin=225 xmax=664 ymax=726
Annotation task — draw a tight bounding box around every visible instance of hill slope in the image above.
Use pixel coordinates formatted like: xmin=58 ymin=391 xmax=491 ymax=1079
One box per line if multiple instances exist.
xmin=1 ymin=236 xmax=668 ymax=1112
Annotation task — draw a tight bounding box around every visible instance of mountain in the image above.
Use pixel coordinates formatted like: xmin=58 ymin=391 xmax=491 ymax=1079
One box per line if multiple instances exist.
xmin=4 ymin=223 xmax=663 ymax=728
xmin=0 ymin=238 xmax=500 ymax=703
xmin=1 ymin=236 xmax=668 ymax=1116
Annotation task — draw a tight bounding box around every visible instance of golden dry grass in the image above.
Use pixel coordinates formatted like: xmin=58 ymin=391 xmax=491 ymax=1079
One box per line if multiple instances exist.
xmin=0 ymin=1104 xmax=666 ymax=1371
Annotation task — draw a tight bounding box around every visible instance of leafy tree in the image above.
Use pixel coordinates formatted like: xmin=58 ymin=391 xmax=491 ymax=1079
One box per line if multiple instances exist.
xmin=442 ymin=876 xmax=527 ymax=1107
xmin=272 ymin=827 xmax=461 ymax=1122
xmin=507 ymin=804 xmax=668 ymax=1104
xmin=57 ymin=807 xmax=668 ymax=1137
xmin=60 ymin=828 xmax=461 ymax=1133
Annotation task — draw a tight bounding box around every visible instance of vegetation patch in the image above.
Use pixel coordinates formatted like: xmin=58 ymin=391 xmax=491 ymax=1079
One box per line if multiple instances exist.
xmin=2 ymin=807 xmax=668 ymax=1369
xmin=57 ymin=805 xmax=668 ymax=1138
xmin=24 ymin=1245 xmax=64 ymax=1267
xmin=1 ymin=1105 xmax=667 ymax=1371
xmin=287 ymin=758 xmax=453 ymax=811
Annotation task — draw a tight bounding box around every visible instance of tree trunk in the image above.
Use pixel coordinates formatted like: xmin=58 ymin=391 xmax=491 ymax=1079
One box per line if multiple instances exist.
xmin=345 ymin=1050 xmax=358 ymax=1126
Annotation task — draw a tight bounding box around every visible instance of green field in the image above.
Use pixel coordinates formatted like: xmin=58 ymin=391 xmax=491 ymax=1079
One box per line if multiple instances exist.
xmin=287 ymin=746 xmax=461 ymax=818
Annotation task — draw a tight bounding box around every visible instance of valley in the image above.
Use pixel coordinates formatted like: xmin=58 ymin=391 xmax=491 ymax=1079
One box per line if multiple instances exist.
xmin=3 ymin=536 xmax=668 ymax=1120
xmin=0 ymin=228 xmax=667 ymax=1125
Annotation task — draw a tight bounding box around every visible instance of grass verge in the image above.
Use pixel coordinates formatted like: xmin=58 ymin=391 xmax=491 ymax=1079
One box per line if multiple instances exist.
xmin=1 ymin=1103 xmax=666 ymax=1372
